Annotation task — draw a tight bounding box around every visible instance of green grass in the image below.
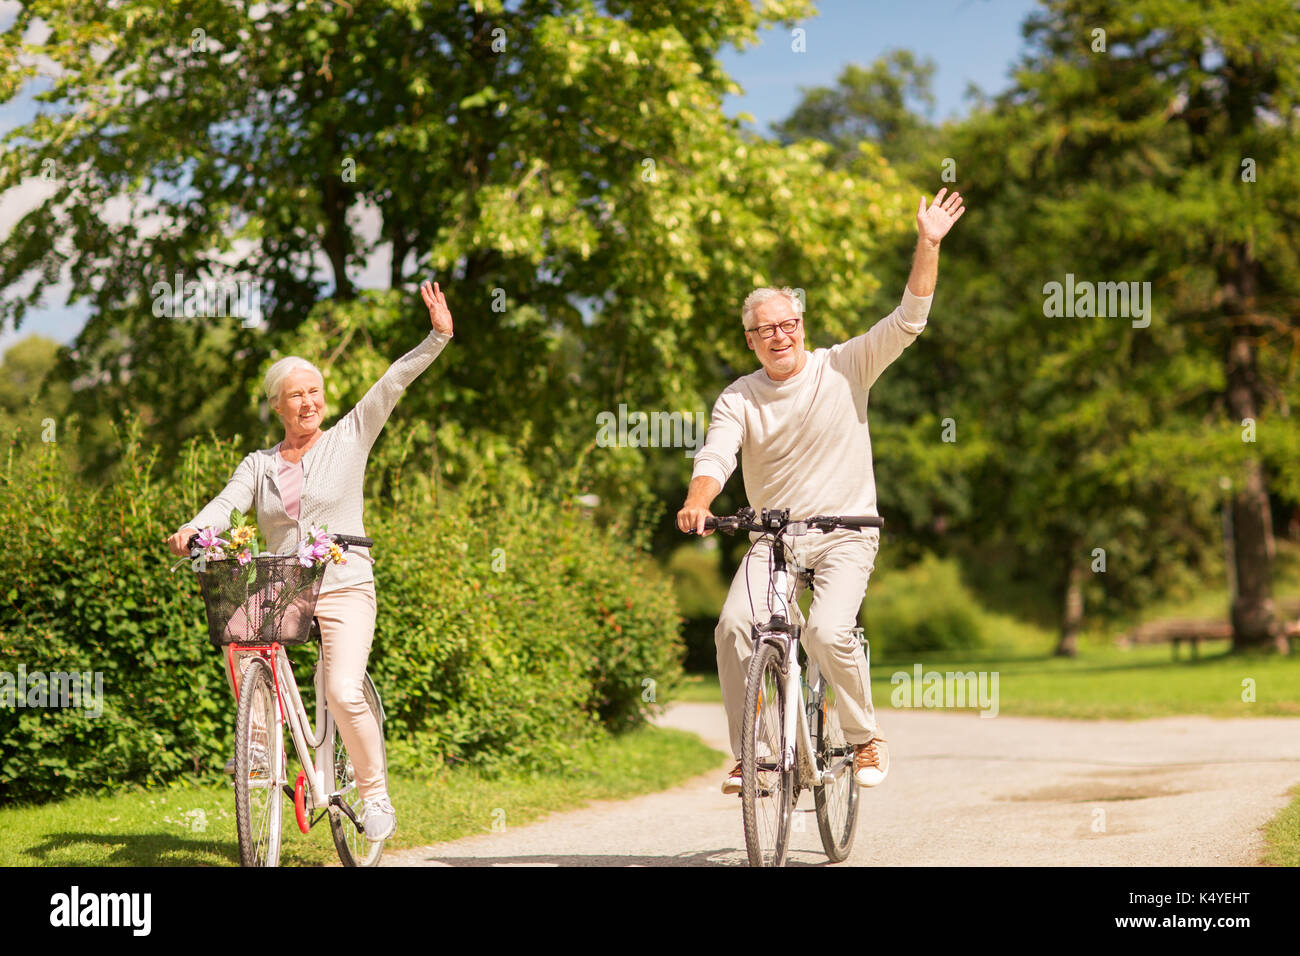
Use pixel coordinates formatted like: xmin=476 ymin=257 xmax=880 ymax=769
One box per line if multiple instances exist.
xmin=683 ymin=642 xmax=1300 ymax=719
xmin=1263 ymin=785 xmax=1300 ymax=867
xmin=672 ymin=672 xmax=722 ymax=702
xmin=0 ymin=724 xmax=724 ymax=867
xmin=877 ymin=642 xmax=1300 ymax=719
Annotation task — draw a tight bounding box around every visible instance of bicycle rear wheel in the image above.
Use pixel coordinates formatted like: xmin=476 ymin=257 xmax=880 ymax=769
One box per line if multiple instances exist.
xmin=812 ymin=678 xmax=860 ymax=862
xmin=326 ymin=673 xmax=387 ymax=867
xmin=233 ymin=657 xmax=283 ymax=867
xmin=741 ymin=638 xmax=794 ymax=867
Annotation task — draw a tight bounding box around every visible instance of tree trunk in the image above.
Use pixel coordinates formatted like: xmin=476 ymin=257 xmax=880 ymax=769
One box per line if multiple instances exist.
xmin=1223 ymin=245 xmax=1284 ymax=653
xmin=1055 ymin=554 xmax=1084 ymax=658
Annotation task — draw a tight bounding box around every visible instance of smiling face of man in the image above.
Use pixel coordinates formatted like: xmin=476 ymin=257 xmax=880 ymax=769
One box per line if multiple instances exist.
xmin=745 ymin=294 xmax=807 ymax=381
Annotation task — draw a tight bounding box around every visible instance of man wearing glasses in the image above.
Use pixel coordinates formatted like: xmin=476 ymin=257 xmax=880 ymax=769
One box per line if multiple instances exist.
xmin=677 ymin=188 xmax=966 ymax=793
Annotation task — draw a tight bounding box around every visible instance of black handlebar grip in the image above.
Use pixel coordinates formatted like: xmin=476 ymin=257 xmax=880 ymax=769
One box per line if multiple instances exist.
xmin=186 ymin=534 xmax=200 ymax=551
xmin=838 ymin=515 xmax=884 ymax=529
xmin=331 ymin=534 xmax=374 ymax=549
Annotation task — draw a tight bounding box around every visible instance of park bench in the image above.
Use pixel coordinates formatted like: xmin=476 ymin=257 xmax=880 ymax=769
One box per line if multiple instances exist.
xmin=1118 ymin=597 xmax=1300 ymax=658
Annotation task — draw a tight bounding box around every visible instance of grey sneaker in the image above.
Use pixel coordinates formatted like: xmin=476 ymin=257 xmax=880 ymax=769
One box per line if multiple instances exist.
xmin=224 ymin=741 xmax=268 ymax=776
xmin=362 ymin=796 xmax=397 ymax=841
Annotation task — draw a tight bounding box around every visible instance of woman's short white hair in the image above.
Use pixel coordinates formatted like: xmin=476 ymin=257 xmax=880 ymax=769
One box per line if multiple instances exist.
xmin=742 ymin=287 xmax=804 ymax=329
xmin=264 ymin=356 xmax=324 ymax=407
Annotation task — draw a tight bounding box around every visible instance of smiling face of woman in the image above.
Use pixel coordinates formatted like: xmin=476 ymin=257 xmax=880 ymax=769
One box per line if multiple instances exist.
xmin=274 ymin=368 xmax=326 ymax=442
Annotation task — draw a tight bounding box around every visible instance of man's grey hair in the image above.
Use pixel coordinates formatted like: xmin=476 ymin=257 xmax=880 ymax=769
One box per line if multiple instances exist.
xmin=742 ymin=287 xmax=804 ymax=329
xmin=264 ymin=356 xmax=324 ymax=407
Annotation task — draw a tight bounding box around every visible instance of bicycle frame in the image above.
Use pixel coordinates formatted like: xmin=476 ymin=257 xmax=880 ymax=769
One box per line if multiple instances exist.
xmin=228 ymin=643 xmax=338 ymax=813
xmin=757 ymin=534 xmax=862 ymax=790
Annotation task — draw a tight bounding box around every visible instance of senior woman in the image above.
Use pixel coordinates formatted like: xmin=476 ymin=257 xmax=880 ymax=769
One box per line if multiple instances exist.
xmin=167 ymin=281 xmax=454 ymax=841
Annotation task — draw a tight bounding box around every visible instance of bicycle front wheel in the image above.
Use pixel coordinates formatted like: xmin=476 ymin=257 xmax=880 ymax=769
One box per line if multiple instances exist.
xmin=233 ymin=657 xmax=283 ymax=867
xmin=812 ymin=679 xmax=860 ymax=862
xmin=326 ymin=673 xmax=387 ymax=867
xmin=741 ymin=638 xmax=794 ymax=867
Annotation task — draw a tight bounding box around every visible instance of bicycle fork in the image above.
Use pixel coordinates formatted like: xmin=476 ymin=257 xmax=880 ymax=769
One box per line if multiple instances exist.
xmin=769 ymin=562 xmax=822 ymax=790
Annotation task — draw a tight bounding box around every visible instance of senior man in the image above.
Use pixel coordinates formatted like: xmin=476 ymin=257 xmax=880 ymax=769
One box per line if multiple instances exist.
xmin=677 ymin=188 xmax=966 ymax=793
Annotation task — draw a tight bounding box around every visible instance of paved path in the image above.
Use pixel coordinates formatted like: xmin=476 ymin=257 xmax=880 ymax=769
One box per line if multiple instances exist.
xmin=380 ymin=703 xmax=1300 ymax=866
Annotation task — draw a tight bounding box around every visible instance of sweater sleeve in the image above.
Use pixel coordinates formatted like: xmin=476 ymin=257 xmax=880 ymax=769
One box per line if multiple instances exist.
xmin=841 ymin=287 xmax=933 ymax=389
xmin=337 ymin=329 xmax=451 ymax=452
xmin=183 ymin=453 xmax=258 ymax=534
xmin=691 ymin=387 xmax=745 ymax=488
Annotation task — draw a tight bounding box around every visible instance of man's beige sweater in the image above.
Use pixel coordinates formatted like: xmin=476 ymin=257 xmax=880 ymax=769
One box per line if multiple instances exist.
xmin=691 ymin=288 xmax=932 ymax=523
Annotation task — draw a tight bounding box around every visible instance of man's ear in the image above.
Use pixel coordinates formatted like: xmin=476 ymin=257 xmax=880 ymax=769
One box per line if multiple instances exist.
xmin=744 ymin=332 xmax=755 ymax=352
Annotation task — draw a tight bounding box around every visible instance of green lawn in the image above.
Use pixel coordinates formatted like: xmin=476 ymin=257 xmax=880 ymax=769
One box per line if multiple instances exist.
xmin=0 ymin=724 xmax=724 ymax=867
xmin=680 ymin=642 xmax=1300 ymax=719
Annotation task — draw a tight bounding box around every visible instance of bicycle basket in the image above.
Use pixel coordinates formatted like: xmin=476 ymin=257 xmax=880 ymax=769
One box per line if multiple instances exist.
xmin=195 ymin=554 xmax=326 ymax=648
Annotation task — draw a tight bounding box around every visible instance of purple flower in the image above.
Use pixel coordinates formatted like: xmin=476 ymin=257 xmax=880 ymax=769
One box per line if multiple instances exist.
xmin=296 ymin=539 xmax=315 ymax=568
xmin=237 ymin=550 xmax=253 ymax=566
xmin=196 ymin=528 xmax=228 ymax=551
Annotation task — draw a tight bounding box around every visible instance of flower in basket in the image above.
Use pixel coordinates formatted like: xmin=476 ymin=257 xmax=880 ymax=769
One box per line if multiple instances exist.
xmin=297 ymin=525 xmax=348 ymax=568
xmin=194 ymin=510 xmax=264 ymax=562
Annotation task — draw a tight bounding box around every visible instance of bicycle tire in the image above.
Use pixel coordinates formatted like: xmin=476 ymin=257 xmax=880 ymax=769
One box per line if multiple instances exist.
xmin=741 ymin=639 xmax=794 ymax=867
xmin=326 ymin=673 xmax=388 ymax=867
xmin=812 ymin=678 xmax=860 ymax=862
xmin=234 ymin=657 xmax=283 ymax=867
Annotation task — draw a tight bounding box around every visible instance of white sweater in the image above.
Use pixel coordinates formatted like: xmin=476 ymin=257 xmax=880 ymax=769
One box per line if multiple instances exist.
xmin=183 ymin=329 xmax=451 ymax=592
xmin=691 ymin=288 xmax=932 ymax=525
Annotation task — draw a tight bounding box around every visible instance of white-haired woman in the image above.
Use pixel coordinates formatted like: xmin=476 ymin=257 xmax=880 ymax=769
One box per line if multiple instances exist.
xmin=168 ymin=281 xmax=454 ymax=840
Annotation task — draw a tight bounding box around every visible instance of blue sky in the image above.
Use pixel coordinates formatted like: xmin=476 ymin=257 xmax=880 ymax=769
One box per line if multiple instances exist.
xmin=0 ymin=0 xmax=1041 ymax=354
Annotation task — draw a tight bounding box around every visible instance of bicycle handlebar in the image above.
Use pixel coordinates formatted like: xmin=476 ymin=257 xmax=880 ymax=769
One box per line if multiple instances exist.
xmin=186 ymin=532 xmax=374 ymax=556
xmin=699 ymin=508 xmax=883 ymax=535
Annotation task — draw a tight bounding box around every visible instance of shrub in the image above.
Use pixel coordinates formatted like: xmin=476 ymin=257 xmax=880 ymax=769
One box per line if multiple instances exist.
xmin=861 ymin=553 xmax=984 ymax=659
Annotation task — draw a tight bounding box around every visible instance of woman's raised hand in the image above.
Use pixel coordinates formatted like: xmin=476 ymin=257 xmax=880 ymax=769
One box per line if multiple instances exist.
xmin=421 ymin=280 xmax=454 ymax=336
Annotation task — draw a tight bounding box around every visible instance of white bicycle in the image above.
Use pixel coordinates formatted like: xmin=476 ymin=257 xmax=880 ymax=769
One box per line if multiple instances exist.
xmin=703 ymin=507 xmax=882 ymax=867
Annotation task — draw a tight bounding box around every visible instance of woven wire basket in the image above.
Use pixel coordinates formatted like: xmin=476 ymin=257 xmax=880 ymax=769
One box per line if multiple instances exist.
xmin=195 ymin=554 xmax=326 ymax=648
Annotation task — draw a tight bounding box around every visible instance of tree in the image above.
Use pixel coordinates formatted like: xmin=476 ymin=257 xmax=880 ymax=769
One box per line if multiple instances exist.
xmin=997 ymin=0 xmax=1300 ymax=652
xmin=0 ymin=0 xmax=910 ymax=536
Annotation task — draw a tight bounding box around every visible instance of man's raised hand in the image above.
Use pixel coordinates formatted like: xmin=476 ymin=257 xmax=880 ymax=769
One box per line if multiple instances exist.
xmin=421 ymin=280 xmax=454 ymax=336
xmin=916 ymin=188 xmax=966 ymax=247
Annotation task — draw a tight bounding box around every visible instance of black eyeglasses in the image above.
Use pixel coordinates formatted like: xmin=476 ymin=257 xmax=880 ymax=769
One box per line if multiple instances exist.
xmin=745 ymin=317 xmax=801 ymax=340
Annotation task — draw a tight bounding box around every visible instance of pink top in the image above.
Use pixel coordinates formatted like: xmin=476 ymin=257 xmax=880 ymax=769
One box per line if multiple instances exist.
xmin=275 ymin=448 xmax=303 ymax=521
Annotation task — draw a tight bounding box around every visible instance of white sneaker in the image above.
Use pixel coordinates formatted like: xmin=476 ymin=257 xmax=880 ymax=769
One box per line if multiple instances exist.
xmin=362 ymin=796 xmax=397 ymax=841
xmin=721 ymin=761 xmax=743 ymax=795
xmin=853 ymin=734 xmax=889 ymax=787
